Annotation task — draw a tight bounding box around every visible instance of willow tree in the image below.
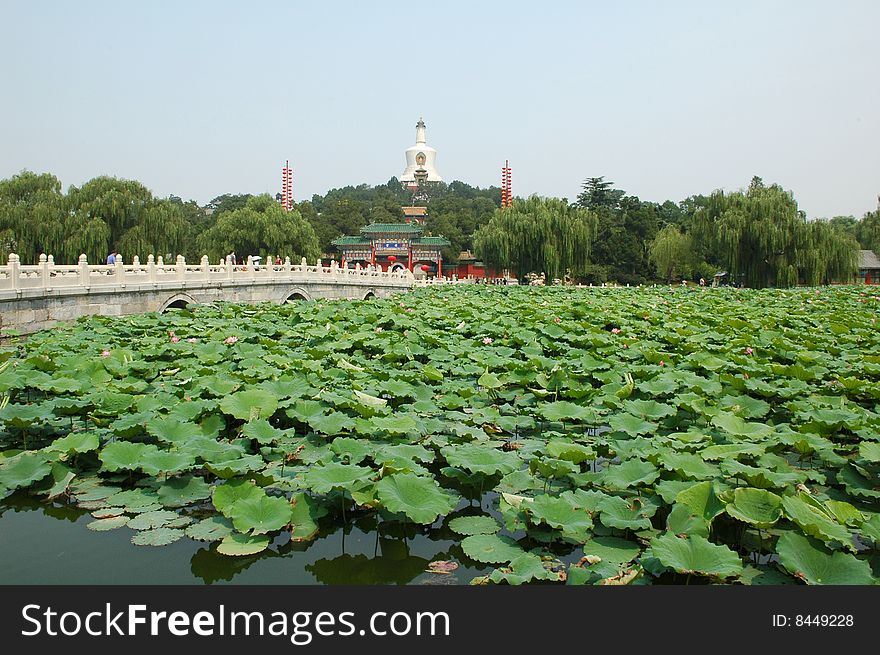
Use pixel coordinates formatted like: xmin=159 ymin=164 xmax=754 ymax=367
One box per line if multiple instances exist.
xmin=197 ymin=194 xmax=320 ymax=263
xmin=0 ymin=171 xmax=66 ymax=264
xmin=649 ymin=225 xmax=696 ymax=281
xmin=473 ymin=196 xmax=597 ymax=282
xmin=691 ymin=178 xmax=858 ymax=287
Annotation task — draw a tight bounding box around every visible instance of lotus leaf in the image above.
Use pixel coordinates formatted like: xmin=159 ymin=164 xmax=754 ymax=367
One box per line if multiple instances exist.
xmin=460 ymin=534 xmax=524 ymax=564
xmin=674 ymin=481 xmax=726 ymax=521
xmin=212 ymin=479 xmax=264 ymax=514
xmin=99 ymin=442 xmax=159 ymax=473
xmin=303 ymin=462 xmax=373 ymax=495
xmin=131 ymin=528 xmax=184 ymax=547
xmin=776 ymin=532 xmax=873 ymax=585
xmin=156 ymin=475 xmax=212 ymax=507
xmin=725 ymin=488 xmax=783 ymax=528
xmin=86 ymin=516 xmax=130 ymax=531
xmin=666 ymin=503 xmax=710 ymax=537
xmin=289 ymin=492 xmax=326 ymax=541
xmin=47 ymin=432 xmax=100 ymax=455
xmin=448 ymin=515 xmax=501 ymax=536
xmin=602 ymin=459 xmax=660 ymax=489
xmin=228 ymin=493 xmax=293 ymax=535
xmin=782 ymin=494 xmax=854 ymax=550
xmin=127 ymin=510 xmax=180 ymax=531
xmin=146 ymin=418 xmax=204 ymax=445
xmin=442 ymin=444 xmax=520 ymax=476
xmin=488 ymin=553 xmax=563 ymax=585
xmin=597 ymin=495 xmax=653 ymax=531
xmin=650 ymin=533 xmax=743 ymax=579
xmin=329 ymin=437 xmax=373 ymax=464
xmin=185 ymin=516 xmax=234 ymax=542
xmin=582 ymin=536 xmax=642 ymax=564
xmin=140 ymin=450 xmax=195 ymax=476
xmin=0 ymin=452 xmax=51 ymax=490
xmin=220 ymin=389 xmax=279 ymax=421
xmin=376 ymin=473 xmax=459 ymax=524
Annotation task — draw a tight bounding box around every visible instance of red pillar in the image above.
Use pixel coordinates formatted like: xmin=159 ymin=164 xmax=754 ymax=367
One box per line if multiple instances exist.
xmin=371 ymin=243 xmax=375 ymax=267
xmin=437 ymin=255 xmax=442 ymax=278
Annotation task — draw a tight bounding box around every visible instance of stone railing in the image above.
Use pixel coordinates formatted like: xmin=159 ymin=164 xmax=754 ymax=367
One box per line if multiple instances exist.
xmin=0 ymin=253 xmax=418 ymax=294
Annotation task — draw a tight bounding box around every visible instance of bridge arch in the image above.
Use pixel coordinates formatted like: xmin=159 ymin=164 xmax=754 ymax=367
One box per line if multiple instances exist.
xmin=363 ymin=289 xmax=378 ymax=300
xmin=278 ymin=286 xmax=313 ymax=303
xmin=160 ymin=293 xmax=197 ymax=312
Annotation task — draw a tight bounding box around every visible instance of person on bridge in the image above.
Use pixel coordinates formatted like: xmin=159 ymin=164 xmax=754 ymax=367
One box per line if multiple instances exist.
xmin=106 ymin=250 xmax=117 ymax=265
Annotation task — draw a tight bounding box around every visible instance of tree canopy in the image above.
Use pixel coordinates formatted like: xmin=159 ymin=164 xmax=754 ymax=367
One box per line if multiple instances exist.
xmin=473 ymin=196 xmax=597 ymax=281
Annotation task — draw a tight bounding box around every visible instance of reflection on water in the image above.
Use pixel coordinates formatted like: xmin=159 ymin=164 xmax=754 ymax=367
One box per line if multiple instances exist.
xmin=0 ymin=491 xmax=492 ymax=585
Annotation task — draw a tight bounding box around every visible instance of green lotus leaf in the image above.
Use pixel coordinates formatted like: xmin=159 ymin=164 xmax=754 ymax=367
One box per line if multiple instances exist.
xmin=659 ymin=453 xmax=719 ymax=480
xmin=369 ymin=414 xmax=421 ymax=436
xmin=46 ymin=463 xmax=76 ymax=500
xmin=711 ymin=412 xmax=774 ymax=439
xmin=675 ymin=481 xmax=726 ymax=521
xmin=99 ymin=441 xmax=159 ymax=473
xmin=74 ymin=485 xmax=121 ymax=502
xmin=782 ymin=493 xmax=854 ymax=550
xmin=0 ymin=403 xmax=45 ymax=427
xmin=126 ymin=503 xmax=164 ymax=514
xmin=239 ymin=419 xmax=284 ymax=445
xmin=655 ymin=480 xmax=700 ymax=504
xmin=303 ymin=462 xmax=373 ymax=495
xmin=545 ymin=441 xmax=595 ymax=464
xmin=442 ymin=444 xmax=520 ymax=476
xmin=212 ymin=478 xmax=264 ymax=514
xmin=0 ymin=452 xmax=51 ymax=490
xmin=448 ymin=515 xmax=501 ymax=536
xmin=538 ymin=401 xmax=598 ymax=422
xmin=140 ymin=450 xmax=195 ymax=476
xmin=86 ymin=516 xmax=130 ymax=531
xmin=602 ymin=459 xmax=660 ymax=489
xmin=220 ymin=389 xmax=279 ymax=421
xmin=127 ymin=510 xmax=180 ymax=531
xmin=488 ymin=553 xmax=564 ymax=585
xmin=146 ymin=417 xmax=204 ymax=445
xmin=858 ymin=441 xmax=880 ymax=463
xmin=530 ymin=457 xmax=578 ymax=479
xmin=776 ymin=532 xmax=874 ymax=585
xmin=106 ymin=488 xmax=159 ymax=508
xmin=460 ymin=534 xmax=524 ymax=564
xmin=700 ymin=443 xmax=765 ymax=461
xmin=156 ymin=475 xmax=212 ymax=507
xmin=185 ymin=516 xmax=234 ymax=542
xmin=131 ymin=527 xmax=184 ymax=547
xmin=825 ymin=500 xmax=863 ymax=527
xmin=837 ymin=465 xmax=880 ymax=500
xmin=725 ymin=488 xmax=783 ymax=528
xmin=289 ymin=492 xmax=326 ymax=542
xmin=597 ymin=495 xmax=653 ymax=531
xmin=91 ymin=507 xmax=125 ymax=519
xmin=624 ymin=399 xmax=676 ymax=420
xmin=527 ymin=494 xmax=593 ymax=540
xmin=650 ymin=533 xmax=743 ymax=579
xmin=582 ymin=536 xmax=642 ymax=564
xmin=666 ymin=503 xmax=710 ymax=537
xmin=478 ymin=370 xmax=503 ymax=389
xmin=352 ymin=389 xmax=387 ymax=409
xmin=608 ymin=413 xmax=658 ymax=437
xmin=328 ymin=437 xmax=373 ymax=464
xmin=376 ymin=473 xmax=459 ymax=524
xmin=205 ymin=454 xmax=266 ymax=478
xmin=228 ymin=493 xmax=293 ymax=535
xmin=308 ymin=411 xmax=355 ymax=435
xmin=859 ymin=514 xmax=880 ymax=544
xmin=216 ymin=533 xmax=271 ymax=557
xmin=46 ymin=432 xmax=100 ymax=455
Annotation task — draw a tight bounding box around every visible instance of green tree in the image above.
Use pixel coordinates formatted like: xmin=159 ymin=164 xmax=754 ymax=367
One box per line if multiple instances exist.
xmin=473 ymin=196 xmax=597 ymax=282
xmin=692 ymin=179 xmax=858 ymax=287
xmin=197 ymin=194 xmax=320 ymax=263
xmin=856 ymin=200 xmax=880 ymax=253
xmin=649 ymin=225 xmax=697 ymax=281
xmin=576 ymin=177 xmax=626 ymax=211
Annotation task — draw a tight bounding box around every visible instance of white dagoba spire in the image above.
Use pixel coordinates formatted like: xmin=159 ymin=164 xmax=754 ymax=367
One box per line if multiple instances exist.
xmin=401 ymin=117 xmax=442 ymax=183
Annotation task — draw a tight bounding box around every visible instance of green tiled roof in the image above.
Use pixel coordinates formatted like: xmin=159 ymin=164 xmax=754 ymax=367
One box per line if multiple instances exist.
xmin=413 ymin=236 xmax=451 ymax=246
xmin=361 ymin=223 xmax=424 ymax=235
xmin=331 ymin=236 xmax=370 ymax=246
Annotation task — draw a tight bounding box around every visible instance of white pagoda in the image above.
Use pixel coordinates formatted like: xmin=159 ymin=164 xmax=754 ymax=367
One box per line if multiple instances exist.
xmin=400 ymin=118 xmax=442 ymax=183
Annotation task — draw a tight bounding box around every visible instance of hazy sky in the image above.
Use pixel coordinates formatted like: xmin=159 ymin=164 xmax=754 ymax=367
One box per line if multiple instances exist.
xmin=2 ymin=0 xmax=878 ymax=218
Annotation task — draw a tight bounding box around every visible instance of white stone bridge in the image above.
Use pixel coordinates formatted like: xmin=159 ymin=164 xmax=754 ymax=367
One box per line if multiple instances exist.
xmin=0 ymin=253 xmax=450 ymax=335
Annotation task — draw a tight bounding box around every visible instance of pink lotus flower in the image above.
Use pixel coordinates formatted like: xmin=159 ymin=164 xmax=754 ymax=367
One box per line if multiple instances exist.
xmin=611 ymin=328 xmax=621 ymax=334
xmin=743 ymin=373 xmax=750 ymax=380
xmin=483 ymin=337 xmax=493 ymax=345
xmin=170 ymin=335 xmax=180 ymax=343
xmin=187 ymin=337 xmax=198 ymax=343
xmin=100 ymin=350 xmax=111 ymax=358
xmin=224 ymin=336 xmax=238 ymax=345
xmin=659 ymin=360 xmax=665 ymax=366
xmin=553 ymin=317 xmax=561 ymax=324
xmin=168 ymin=330 xmax=176 ymax=337
xmin=745 ymin=347 xmax=753 ymax=355
xmin=374 ymin=327 xmax=384 ymax=333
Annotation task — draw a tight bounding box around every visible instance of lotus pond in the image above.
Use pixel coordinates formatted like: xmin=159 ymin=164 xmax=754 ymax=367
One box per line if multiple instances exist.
xmin=0 ymin=285 xmax=878 ymax=585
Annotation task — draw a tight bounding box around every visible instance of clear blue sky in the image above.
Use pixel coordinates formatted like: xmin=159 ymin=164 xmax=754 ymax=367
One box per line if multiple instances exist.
xmin=2 ymin=0 xmax=878 ymax=218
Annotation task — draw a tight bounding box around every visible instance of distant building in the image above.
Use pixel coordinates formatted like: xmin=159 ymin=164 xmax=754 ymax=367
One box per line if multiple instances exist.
xmin=859 ymin=250 xmax=880 ymax=284
xmin=457 ymin=250 xmax=497 ymax=280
